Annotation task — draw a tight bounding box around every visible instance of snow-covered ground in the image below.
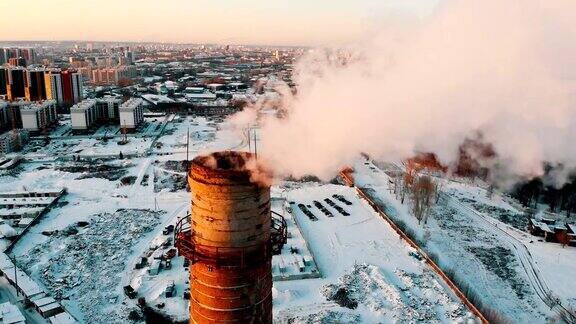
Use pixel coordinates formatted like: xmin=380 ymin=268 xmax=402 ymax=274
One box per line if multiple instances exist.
xmin=5 ymin=112 xmax=572 ymax=323
xmin=271 ymin=197 xmax=320 ymax=281
xmin=353 ymin=159 xmax=576 ymax=322
xmin=273 ymin=182 xmax=476 ymax=323
xmin=0 ymin=116 xmax=205 ymax=322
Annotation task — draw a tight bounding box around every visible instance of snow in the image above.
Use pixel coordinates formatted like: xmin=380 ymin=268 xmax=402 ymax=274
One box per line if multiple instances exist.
xmin=3 ymin=109 xmax=572 ymax=323
xmin=273 ymin=182 xmax=476 ymax=323
xmin=48 ymin=312 xmax=78 ymax=324
xmin=353 ymin=158 xmax=576 ymax=322
xmin=272 ymin=198 xmax=320 ymax=281
xmin=0 ymin=302 xmax=25 ymax=324
xmin=18 ymin=209 xmax=165 ymax=323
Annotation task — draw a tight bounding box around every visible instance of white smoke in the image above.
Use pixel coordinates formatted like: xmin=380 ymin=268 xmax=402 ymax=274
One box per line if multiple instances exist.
xmin=231 ymin=0 xmax=576 ymax=186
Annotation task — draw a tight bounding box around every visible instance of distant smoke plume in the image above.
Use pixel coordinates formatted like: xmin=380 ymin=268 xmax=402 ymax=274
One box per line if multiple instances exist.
xmin=231 ymin=0 xmax=576 ymax=187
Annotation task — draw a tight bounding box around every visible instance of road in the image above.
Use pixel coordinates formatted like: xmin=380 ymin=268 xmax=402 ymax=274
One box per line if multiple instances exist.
xmin=446 ymin=194 xmax=576 ymax=322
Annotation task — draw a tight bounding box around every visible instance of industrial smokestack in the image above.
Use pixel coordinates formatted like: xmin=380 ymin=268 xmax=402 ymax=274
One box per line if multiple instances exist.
xmin=176 ymin=151 xmax=284 ymax=324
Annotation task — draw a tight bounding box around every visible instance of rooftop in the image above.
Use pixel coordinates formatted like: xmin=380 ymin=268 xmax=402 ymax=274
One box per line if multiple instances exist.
xmin=70 ymin=99 xmax=97 ymax=112
xmin=119 ymin=98 xmax=143 ymax=111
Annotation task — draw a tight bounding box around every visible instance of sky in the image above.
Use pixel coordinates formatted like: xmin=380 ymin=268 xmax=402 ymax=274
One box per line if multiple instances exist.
xmin=0 ymin=0 xmax=439 ymax=46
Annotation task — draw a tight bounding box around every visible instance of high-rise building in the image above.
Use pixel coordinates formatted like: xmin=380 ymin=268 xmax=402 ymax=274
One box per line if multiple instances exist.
xmin=91 ymin=66 xmax=137 ymax=85
xmin=119 ymin=98 xmax=143 ymax=129
xmin=124 ymin=51 xmax=134 ymax=65
xmin=0 ymin=50 xmax=6 ymax=65
xmin=70 ymin=99 xmax=97 ymax=131
xmin=3 ymin=48 xmax=20 ymax=61
xmin=20 ymin=48 xmax=36 ymax=65
xmin=0 ymin=129 xmax=29 ymax=154
xmin=25 ymin=69 xmax=47 ymax=102
xmin=61 ymin=70 xmax=83 ymax=105
xmin=96 ymin=96 xmax=121 ymax=122
xmin=0 ymin=68 xmax=8 ymax=96
xmin=8 ymin=57 xmax=26 ymax=67
xmin=0 ymin=101 xmax=8 ymax=131
xmin=45 ymin=70 xmax=63 ymax=105
xmin=6 ymin=68 xmax=27 ymax=101
xmin=19 ymin=100 xmax=57 ymax=132
xmin=70 ymin=97 xmax=122 ymax=132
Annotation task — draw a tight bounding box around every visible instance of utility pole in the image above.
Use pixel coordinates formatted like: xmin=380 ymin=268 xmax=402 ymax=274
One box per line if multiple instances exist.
xmin=247 ymin=127 xmax=251 ymax=152
xmin=186 ymin=126 xmax=190 ymax=164
xmin=12 ymin=255 xmax=18 ymax=297
xmin=253 ymin=129 xmax=258 ymax=160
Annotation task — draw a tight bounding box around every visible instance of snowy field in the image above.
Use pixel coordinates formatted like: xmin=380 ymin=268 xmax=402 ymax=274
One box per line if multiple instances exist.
xmin=0 ymin=116 xmax=212 ymax=322
xmin=353 ymin=159 xmax=576 ymax=323
xmin=273 ymin=182 xmax=476 ymax=323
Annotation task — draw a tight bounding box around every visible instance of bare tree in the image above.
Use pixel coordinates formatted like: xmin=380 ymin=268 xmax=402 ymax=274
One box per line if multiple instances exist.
xmin=411 ymin=175 xmax=437 ymax=224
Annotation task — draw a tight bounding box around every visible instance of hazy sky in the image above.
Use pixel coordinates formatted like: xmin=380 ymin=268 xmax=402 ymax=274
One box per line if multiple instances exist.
xmin=0 ymin=0 xmax=438 ymax=46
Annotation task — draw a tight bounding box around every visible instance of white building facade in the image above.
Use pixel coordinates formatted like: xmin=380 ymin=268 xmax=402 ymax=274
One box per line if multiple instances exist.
xmin=119 ymin=98 xmax=143 ymax=129
xmin=19 ymin=100 xmax=57 ymax=132
xmin=70 ymin=99 xmax=97 ymax=131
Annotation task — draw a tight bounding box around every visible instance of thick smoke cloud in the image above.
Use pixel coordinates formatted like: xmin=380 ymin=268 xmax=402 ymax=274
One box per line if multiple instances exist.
xmin=232 ymin=0 xmax=576 ymax=186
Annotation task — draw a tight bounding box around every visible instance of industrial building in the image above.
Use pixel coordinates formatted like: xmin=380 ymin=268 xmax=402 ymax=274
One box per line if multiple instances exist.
xmin=119 ymin=98 xmax=143 ymax=129
xmin=176 ymin=151 xmax=286 ymax=324
xmin=0 ymin=253 xmax=77 ymax=323
xmin=19 ymin=100 xmax=57 ymax=132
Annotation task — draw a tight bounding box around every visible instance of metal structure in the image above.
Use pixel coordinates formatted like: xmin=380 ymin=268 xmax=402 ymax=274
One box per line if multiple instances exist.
xmin=175 ymin=151 xmax=286 ymax=324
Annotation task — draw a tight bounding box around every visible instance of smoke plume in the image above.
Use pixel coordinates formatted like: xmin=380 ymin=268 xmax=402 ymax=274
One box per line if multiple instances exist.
xmin=231 ymin=0 xmax=576 ymax=187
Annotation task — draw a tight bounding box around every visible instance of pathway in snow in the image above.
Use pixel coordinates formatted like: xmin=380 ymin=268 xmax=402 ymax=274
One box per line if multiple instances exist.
xmin=130 ymin=158 xmax=151 ymax=197
xmin=446 ymin=194 xmax=575 ymax=322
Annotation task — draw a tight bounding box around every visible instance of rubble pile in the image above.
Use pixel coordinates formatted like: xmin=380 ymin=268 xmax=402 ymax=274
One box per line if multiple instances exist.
xmin=322 ymin=264 xmax=469 ymax=322
xmin=19 ymin=209 xmax=163 ymax=323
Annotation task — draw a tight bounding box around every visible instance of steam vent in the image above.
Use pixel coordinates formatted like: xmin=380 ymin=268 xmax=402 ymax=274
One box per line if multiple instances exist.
xmin=175 ymin=151 xmax=287 ymax=324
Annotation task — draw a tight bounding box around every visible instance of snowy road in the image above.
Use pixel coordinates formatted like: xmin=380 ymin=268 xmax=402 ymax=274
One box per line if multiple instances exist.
xmin=445 ymin=194 xmax=576 ymax=322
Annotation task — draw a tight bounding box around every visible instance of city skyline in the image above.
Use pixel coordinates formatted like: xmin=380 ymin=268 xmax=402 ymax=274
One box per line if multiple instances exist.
xmin=0 ymin=0 xmax=438 ymax=46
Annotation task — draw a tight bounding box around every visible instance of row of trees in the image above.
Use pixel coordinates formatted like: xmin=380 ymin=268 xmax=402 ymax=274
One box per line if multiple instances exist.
xmin=512 ymin=167 xmax=576 ymax=216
